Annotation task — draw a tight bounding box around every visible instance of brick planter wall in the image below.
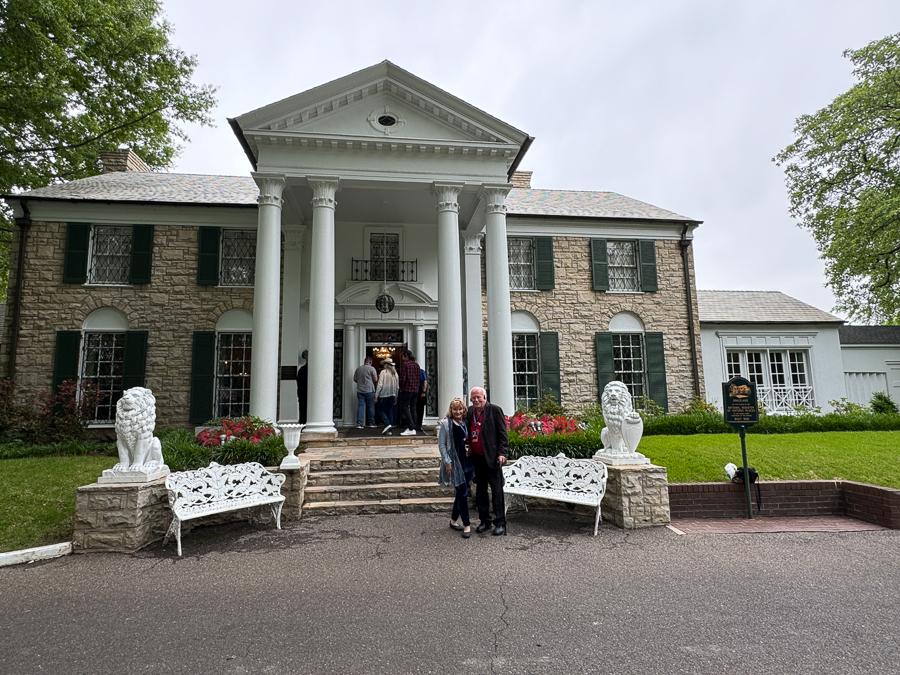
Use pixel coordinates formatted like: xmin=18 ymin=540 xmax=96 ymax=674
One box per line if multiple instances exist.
xmin=669 ymin=480 xmax=900 ymax=528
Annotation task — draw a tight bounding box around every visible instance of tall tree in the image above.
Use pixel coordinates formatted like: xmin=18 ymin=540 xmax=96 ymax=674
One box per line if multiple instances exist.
xmin=775 ymin=33 xmax=900 ymax=324
xmin=0 ymin=0 xmax=217 ymax=300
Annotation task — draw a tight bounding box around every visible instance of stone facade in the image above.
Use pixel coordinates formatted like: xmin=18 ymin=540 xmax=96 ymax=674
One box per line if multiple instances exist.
xmin=2 ymin=219 xmax=263 ymax=427
xmin=602 ymin=464 xmax=671 ymax=529
xmin=494 ymin=236 xmax=703 ymax=413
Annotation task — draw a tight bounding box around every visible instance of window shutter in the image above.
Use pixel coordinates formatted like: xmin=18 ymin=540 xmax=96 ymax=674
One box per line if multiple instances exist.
xmin=639 ymin=240 xmax=658 ymax=292
xmin=534 ymin=237 xmax=555 ymax=290
xmin=197 ymin=227 xmax=220 ymax=285
xmin=63 ymin=223 xmax=91 ymax=284
xmin=190 ymin=331 xmax=217 ymax=424
xmin=645 ymin=332 xmax=668 ymax=412
xmin=539 ymin=332 xmax=561 ymax=403
xmin=122 ymin=331 xmax=148 ymax=390
xmin=129 ymin=225 xmax=154 ymax=284
xmin=483 ymin=331 xmax=489 ymax=395
xmin=53 ymin=331 xmax=82 ymax=388
xmin=591 ymin=239 xmax=609 ymax=291
xmin=594 ymin=332 xmax=615 ymax=400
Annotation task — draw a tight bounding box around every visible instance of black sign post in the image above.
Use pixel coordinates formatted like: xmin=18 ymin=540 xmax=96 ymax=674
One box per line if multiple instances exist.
xmin=722 ymin=377 xmax=759 ymax=518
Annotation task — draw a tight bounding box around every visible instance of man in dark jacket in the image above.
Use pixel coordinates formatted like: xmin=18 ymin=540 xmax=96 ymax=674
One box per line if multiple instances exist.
xmin=466 ymin=386 xmax=509 ymax=535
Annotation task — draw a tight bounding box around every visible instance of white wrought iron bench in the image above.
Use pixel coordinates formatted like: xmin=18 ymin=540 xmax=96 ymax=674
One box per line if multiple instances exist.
xmin=164 ymin=461 xmax=286 ymax=556
xmin=503 ymin=453 xmax=608 ymax=535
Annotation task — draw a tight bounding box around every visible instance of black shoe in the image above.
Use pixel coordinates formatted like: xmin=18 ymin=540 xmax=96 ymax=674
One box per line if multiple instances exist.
xmin=475 ymin=522 xmax=492 ymax=534
xmin=462 ymin=530 xmax=471 ymax=538
xmin=493 ymin=525 xmax=507 ymax=536
xmin=449 ymin=521 xmax=464 ymax=532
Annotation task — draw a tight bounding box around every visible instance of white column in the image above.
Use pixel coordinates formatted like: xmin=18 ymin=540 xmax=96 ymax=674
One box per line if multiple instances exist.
xmin=343 ymin=323 xmax=358 ymax=425
xmin=303 ymin=177 xmax=340 ymax=439
xmin=414 ymin=325 xmax=426 ymax=371
xmin=434 ymin=183 xmax=465 ymax=411
xmin=463 ymin=233 xmax=484 ymax=399
xmin=483 ymin=184 xmax=514 ymax=414
xmin=249 ymin=173 xmax=284 ymax=423
xmin=279 ymin=226 xmax=306 ymax=422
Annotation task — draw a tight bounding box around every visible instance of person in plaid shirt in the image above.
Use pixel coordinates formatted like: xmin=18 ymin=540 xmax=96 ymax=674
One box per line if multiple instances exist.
xmin=398 ymin=350 xmax=421 ymax=436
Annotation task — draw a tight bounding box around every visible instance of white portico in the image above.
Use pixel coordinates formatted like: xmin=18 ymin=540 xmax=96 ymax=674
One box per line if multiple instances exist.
xmin=229 ymin=61 xmax=532 ymax=437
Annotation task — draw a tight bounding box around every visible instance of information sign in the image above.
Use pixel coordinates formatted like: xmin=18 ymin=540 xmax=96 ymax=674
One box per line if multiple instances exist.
xmin=722 ymin=377 xmax=759 ymax=427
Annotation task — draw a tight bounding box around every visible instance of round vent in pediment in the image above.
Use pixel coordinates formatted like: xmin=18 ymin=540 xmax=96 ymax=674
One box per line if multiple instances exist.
xmin=368 ymin=107 xmax=406 ymax=135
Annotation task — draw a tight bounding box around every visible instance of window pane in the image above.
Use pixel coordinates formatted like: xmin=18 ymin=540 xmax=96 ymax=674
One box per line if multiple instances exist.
xmin=81 ymin=332 xmax=126 ymax=422
xmin=746 ymin=352 xmax=765 ymax=387
xmin=88 ymin=226 xmax=132 ymax=284
xmin=789 ymin=351 xmax=808 ymax=386
xmin=216 ymin=333 xmax=252 ymax=418
xmin=726 ymin=352 xmax=742 ymax=378
xmin=607 ymin=241 xmax=639 ymax=291
xmin=769 ymin=352 xmax=786 ymax=387
xmin=220 ymin=230 xmax=256 ymax=286
xmin=508 ymin=238 xmax=535 ymax=290
xmin=612 ymin=333 xmax=645 ymax=401
xmin=512 ymin=333 xmax=539 ymax=410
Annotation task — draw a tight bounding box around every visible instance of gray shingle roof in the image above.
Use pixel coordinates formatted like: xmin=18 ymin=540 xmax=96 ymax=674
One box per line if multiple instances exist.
xmin=506 ymin=188 xmax=696 ymax=222
xmin=698 ymin=290 xmax=843 ymax=324
xmin=11 ymin=172 xmax=259 ymax=206
xmin=839 ymin=326 xmax=900 ymax=345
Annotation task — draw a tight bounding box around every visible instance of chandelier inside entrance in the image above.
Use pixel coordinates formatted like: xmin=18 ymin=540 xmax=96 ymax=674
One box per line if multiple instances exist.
xmin=373 ymin=345 xmax=393 ymax=360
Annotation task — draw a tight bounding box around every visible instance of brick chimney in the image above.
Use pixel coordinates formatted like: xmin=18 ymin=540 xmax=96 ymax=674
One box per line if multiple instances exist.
xmin=511 ymin=171 xmax=532 ymax=188
xmin=100 ymin=148 xmax=151 ymax=173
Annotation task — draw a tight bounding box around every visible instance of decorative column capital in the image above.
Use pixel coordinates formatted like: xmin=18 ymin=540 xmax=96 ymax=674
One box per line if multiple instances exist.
xmin=464 ymin=233 xmax=484 ymax=254
xmin=480 ymin=184 xmax=512 ymax=215
xmin=283 ymin=226 xmax=307 ymax=251
xmin=308 ymin=176 xmax=340 ymax=209
xmin=433 ymin=182 xmax=464 ymax=214
xmin=253 ymin=173 xmax=285 ymax=207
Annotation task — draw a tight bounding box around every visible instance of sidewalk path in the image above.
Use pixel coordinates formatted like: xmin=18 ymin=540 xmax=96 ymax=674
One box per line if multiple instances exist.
xmin=1 ymin=509 xmax=898 ymax=674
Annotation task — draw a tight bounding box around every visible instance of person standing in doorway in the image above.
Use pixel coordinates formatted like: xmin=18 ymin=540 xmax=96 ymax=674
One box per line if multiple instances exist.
xmin=416 ymin=367 xmax=428 ymax=432
xmin=467 ymin=386 xmax=509 ymax=535
xmin=398 ymin=350 xmax=420 ymax=436
xmin=374 ymin=357 xmax=399 ymax=434
xmin=353 ymin=357 xmax=378 ymax=429
xmin=296 ymin=350 xmax=308 ymax=424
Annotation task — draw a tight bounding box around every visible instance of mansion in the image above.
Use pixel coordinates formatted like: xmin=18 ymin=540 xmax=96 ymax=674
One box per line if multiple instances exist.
xmin=1 ymin=62 xmax=705 ymax=436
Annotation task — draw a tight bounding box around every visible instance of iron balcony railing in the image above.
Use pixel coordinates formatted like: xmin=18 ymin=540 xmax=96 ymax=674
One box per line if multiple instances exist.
xmin=351 ymin=259 xmax=418 ymax=282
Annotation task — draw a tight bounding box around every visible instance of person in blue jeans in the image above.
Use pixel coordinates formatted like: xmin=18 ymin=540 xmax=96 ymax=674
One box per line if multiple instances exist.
xmin=438 ymin=397 xmax=474 ymax=538
xmin=353 ymin=357 xmax=378 ymax=428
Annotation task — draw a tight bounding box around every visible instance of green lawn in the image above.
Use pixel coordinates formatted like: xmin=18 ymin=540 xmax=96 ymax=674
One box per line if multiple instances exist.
xmin=0 ymin=455 xmax=116 ymax=553
xmin=1 ymin=431 xmax=899 ymax=554
xmin=641 ymin=431 xmax=900 ymax=487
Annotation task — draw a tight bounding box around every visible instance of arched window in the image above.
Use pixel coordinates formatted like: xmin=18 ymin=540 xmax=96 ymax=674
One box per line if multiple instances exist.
xmin=215 ymin=310 xmax=253 ymax=418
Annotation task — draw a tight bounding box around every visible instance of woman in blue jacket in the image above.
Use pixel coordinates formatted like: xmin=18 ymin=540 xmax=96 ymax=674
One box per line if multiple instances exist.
xmin=437 ymin=397 xmax=473 ymax=538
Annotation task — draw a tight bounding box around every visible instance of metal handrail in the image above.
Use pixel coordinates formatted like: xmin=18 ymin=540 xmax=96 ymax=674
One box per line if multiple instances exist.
xmin=350 ymin=258 xmax=418 ymax=282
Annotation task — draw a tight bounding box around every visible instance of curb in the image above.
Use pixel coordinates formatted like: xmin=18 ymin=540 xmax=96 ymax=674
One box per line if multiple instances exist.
xmin=0 ymin=542 xmax=72 ymax=568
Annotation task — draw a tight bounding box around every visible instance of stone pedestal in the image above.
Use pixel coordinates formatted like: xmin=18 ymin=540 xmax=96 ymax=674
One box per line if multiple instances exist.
xmin=279 ymin=461 xmax=310 ymax=521
xmin=73 ymin=478 xmax=170 ymax=553
xmin=601 ymin=464 xmax=670 ymax=529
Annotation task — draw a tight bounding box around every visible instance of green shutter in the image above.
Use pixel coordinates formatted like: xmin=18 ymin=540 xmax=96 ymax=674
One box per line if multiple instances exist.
xmin=639 ymin=240 xmax=658 ymax=292
xmin=595 ymin=332 xmax=614 ymax=400
xmin=534 ymin=237 xmax=555 ymax=290
xmin=53 ymin=331 xmax=82 ymax=388
xmin=539 ymin=332 xmax=561 ymax=403
xmin=197 ymin=227 xmax=220 ymax=285
xmin=645 ymin=332 xmax=668 ymax=412
xmin=63 ymin=223 xmax=91 ymax=284
xmin=129 ymin=225 xmax=154 ymax=284
xmin=121 ymin=331 xmax=148 ymax=390
xmin=591 ymin=239 xmax=609 ymax=291
xmin=190 ymin=331 xmax=217 ymax=424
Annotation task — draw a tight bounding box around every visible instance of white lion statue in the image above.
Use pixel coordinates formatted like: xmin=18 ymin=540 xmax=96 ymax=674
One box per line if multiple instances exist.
xmin=600 ymin=381 xmax=644 ymax=455
xmin=113 ymin=387 xmax=164 ymax=470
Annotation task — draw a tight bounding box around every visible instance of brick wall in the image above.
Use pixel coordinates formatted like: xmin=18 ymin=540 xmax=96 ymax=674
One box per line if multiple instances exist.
xmin=498 ymin=236 xmax=704 ymax=413
xmin=669 ymin=480 xmax=900 ymax=528
xmin=1 ymin=220 xmax=262 ymax=428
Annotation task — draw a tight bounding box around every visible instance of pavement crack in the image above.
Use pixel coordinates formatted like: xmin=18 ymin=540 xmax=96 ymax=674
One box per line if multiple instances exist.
xmin=491 ymin=578 xmax=511 ymax=673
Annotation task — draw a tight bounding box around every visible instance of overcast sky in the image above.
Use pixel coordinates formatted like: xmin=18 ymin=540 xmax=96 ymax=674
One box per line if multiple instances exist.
xmin=160 ymin=0 xmax=900 ymax=322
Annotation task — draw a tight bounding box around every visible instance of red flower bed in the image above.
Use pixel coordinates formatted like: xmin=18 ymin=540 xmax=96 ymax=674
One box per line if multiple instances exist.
xmin=196 ymin=416 xmax=276 ymax=448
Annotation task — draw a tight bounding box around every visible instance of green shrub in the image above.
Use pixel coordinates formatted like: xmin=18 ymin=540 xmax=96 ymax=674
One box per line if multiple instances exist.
xmin=157 ymin=426 xmax=286 ymax=472
xmin=0 ymin=440 xmax=117 ymax=460
xmin=870 ymin=391 xmax=899 ymax=415
xmin=828 ymin=398 xmax=869 ymax=415
xmin=526 ymin=391 xmax=568 ymax=417
xmin=0 ymin=379 xmax=100 ymax=444
xmin=508 ymin=430 xmax=602 ymax=459
xmin=681 ymin=396 xmax=719 ymax=415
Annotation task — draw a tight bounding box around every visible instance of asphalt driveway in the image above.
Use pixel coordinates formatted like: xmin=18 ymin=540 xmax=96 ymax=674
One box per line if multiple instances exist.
xmin=1 ymin=509 xmax=898 ymax=674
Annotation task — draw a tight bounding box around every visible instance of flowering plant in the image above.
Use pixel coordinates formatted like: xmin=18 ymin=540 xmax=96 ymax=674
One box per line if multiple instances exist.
xmin=196 ymin=416 xmax=276 ymax=448
xmin=506 ymin=411 xmax=583 ymax=438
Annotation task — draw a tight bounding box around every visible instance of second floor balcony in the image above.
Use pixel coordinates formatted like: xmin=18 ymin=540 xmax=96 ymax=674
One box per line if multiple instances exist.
xmin=351 ymin=258 xmax=418 ymax=283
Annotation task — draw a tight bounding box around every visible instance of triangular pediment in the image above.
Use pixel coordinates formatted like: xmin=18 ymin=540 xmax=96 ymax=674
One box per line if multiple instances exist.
xmin=231 ymin=61 xmax=528 ymax=165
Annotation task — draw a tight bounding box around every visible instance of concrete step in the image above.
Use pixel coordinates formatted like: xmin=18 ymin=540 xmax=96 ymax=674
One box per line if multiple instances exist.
xmin=304 ymin=481 xmax=448 ymax=503
xmin=306 ymin=454 xmax=439 ymax=472
xmin=305 ymin=435 xmax=437 ymax=450
xmin=306 ymin=467 xmax=440 ymax=487
xmin=303 ymin=497 xmax=454 ymax=515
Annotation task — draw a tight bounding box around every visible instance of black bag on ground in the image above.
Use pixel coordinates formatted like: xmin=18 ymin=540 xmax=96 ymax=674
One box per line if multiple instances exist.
xmin=731 ymin=466 xmax=762 ymax=509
